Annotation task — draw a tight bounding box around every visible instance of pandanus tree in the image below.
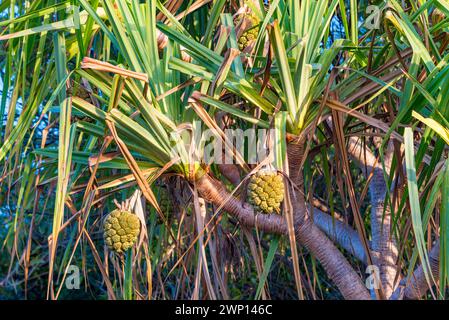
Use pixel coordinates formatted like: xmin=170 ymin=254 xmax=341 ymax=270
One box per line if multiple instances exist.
xmin=162 ymin=0 xmax=373 ymax=299
xmin=1 ymin=0 xmax=449 ymax=300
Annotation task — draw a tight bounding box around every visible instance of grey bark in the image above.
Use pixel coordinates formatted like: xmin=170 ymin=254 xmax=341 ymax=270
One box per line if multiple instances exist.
xmin=310 ymin=206 xmax=367 ymax=263
xmin=347 ymin=137 xmax=399 ymax=298
xmin=401 ymin=241 xmax=440 ymax=299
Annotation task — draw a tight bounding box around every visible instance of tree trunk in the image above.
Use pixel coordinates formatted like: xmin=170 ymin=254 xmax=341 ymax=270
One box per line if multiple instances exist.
xmin=402 ymin=241 xmax=440 ymax=299
xmin=347 ymin=137 xmax=399 ymax=298
xmin=310 ymin=206 xmax=367 ymax=263
xmin=194 ymin=172 xmax=370 ymax=299
xmin=287 ymin=142 xmax=370 ymax=300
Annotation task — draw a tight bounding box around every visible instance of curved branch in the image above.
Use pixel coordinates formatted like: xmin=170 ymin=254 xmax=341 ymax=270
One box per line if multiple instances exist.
xmin=402 ymin=241 xmax=440 ymax=299
xmin=194 ymin=173 xmax=288 ymax=235
xmin=217 ymin=161 xmax=367 ymax=263
xmin=194 ymin=173 xmax=370 ymax=299
xmin=287 ymin=142 xmax=370 ymax=300
xmin=310 ymin=206 xmax=367 ymax=263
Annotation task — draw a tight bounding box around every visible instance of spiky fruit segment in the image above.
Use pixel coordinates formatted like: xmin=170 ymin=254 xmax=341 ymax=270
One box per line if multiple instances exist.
xmin=103 ymin=210 xmax=140 ymax=254
xmin=248 ymin=171 xmax=284 ymax=214
xmin=237 ymin=13 xmax=260 ymax=51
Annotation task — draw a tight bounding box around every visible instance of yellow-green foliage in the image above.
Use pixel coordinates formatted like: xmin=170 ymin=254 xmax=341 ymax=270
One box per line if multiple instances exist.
xmin=103 ymin=209 xmax=140 ymax=254
xmin=237 ymin=13 xmax=260 ymax=51
xmin=248 ymin=171 xmax=284 ymax=214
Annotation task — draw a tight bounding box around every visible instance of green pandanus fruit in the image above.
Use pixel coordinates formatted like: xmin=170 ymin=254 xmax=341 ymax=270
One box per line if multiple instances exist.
xmin=248 ymin=171 xmax=284 ymax=214
xmin=104 ymin=209 xmax=140 ymax=254
xmin=237 ymin=13 xmax=260 ymax=51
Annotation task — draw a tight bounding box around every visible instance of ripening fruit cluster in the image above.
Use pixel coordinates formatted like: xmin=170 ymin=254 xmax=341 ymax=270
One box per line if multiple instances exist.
xmin=248 ymin=171 xmax=284 ymax=214
xmin=103 ymin=210 xmax=140 ymax=254
xmin=237 ymin=13 xmax=260 ymax=51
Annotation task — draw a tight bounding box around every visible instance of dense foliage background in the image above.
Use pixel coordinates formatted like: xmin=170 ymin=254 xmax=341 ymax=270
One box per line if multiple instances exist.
xmin=1 ymin=0 xmax=449 ymax=300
